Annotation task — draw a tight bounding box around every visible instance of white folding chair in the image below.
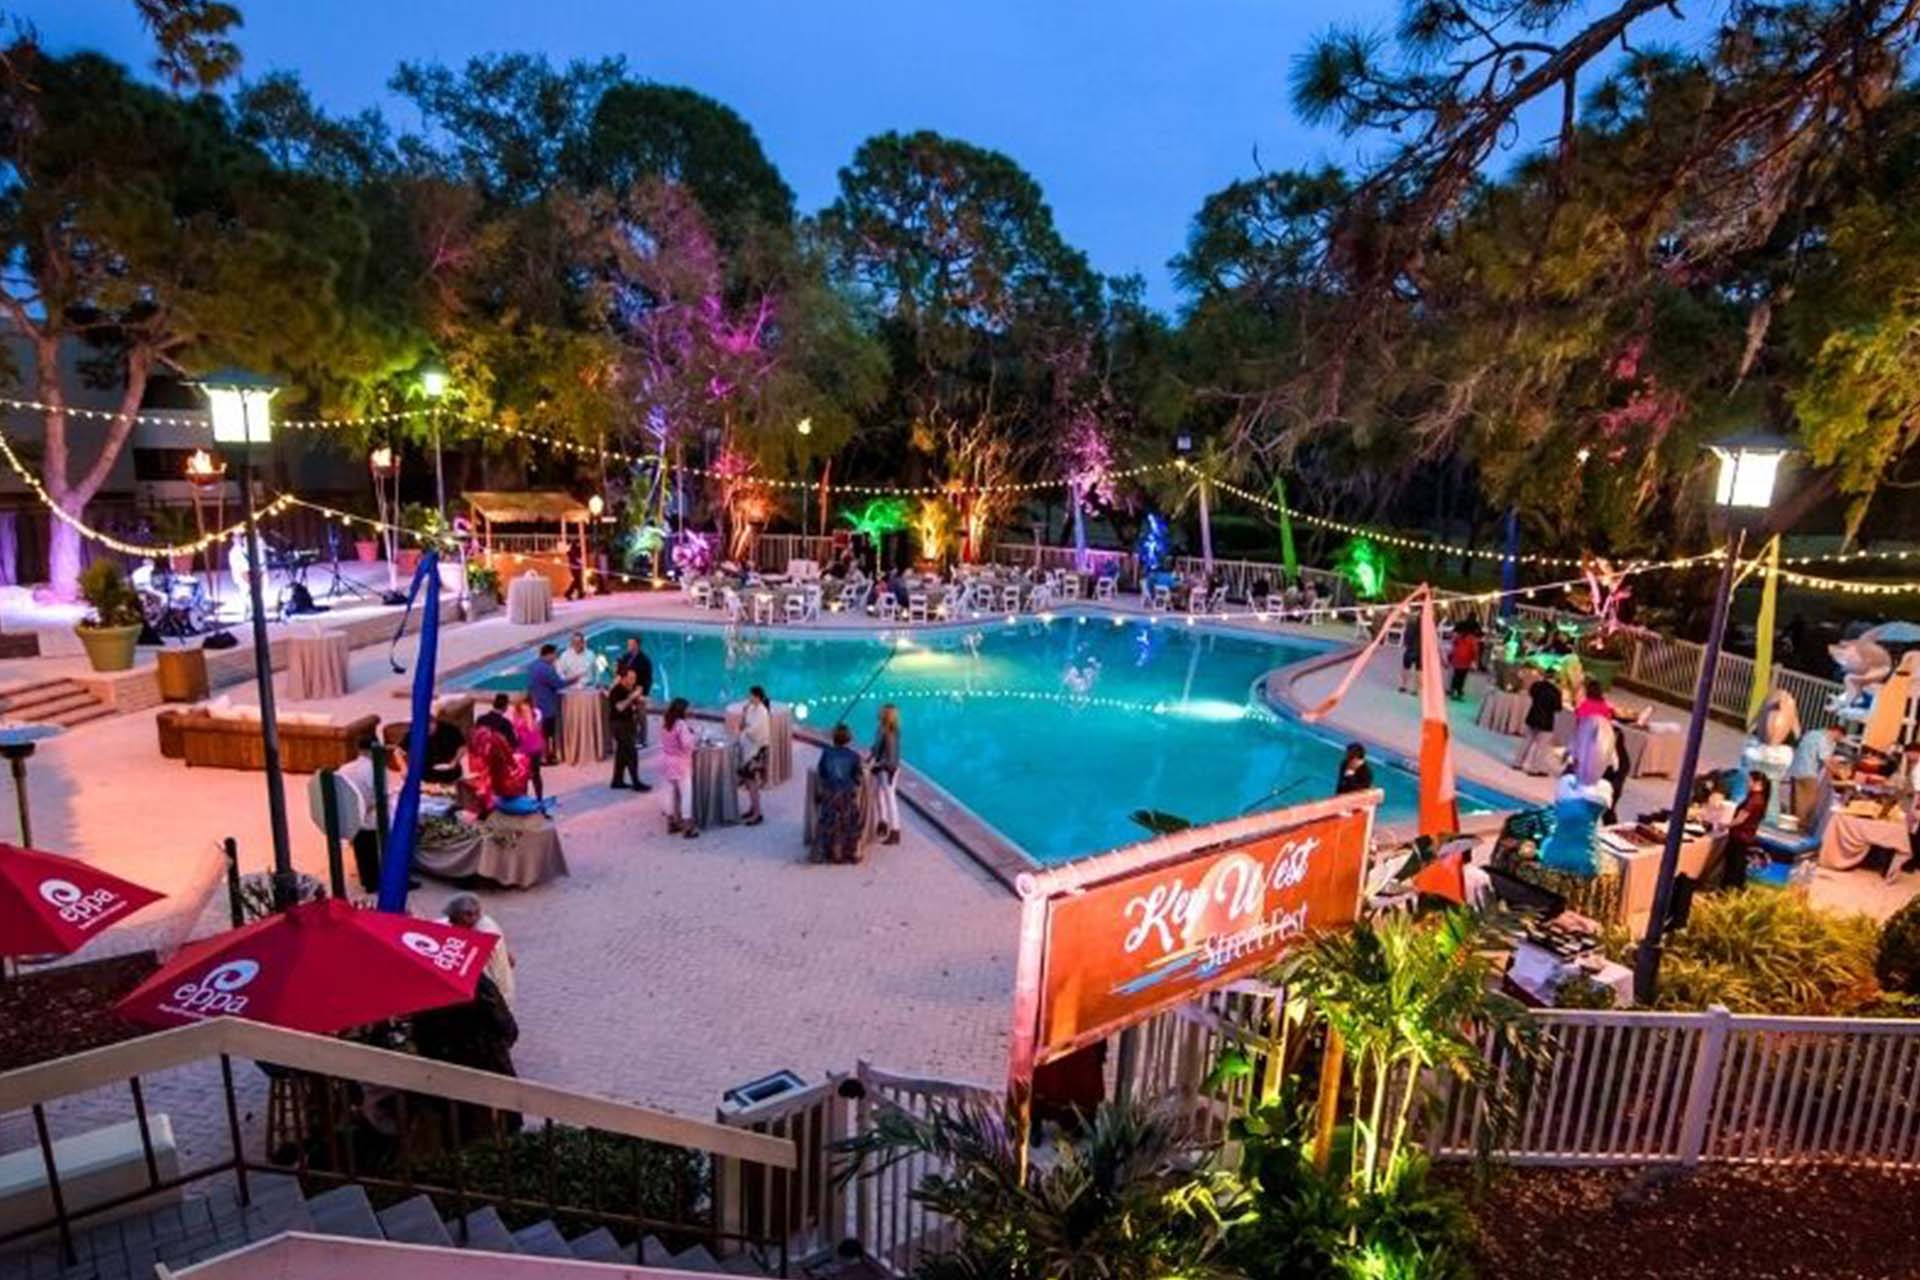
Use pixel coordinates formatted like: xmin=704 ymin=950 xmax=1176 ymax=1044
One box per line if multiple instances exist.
xmin=722 ymin=588 xmax=743 ymax=622
xmin=752 ymin=592 xmax=776 ymax=626
xmin=1095 ymin=576 xmax=1117 ymax=602
xmin=908 ymin=591 xmax=930 ymax=622
xmin=1149 ymin=584 xmax=1172 ymax=613
xmin=784 ymin=594 xmax=807 ymax=624
xmin=1206 ymin=585 xmax=1229 ymax=615
xmin=689 ymin=580 xmax=713 ymax=610
xmin=1001 ymin=584 xmax=1023 ymax=613
xmin=804 ymin=585 xmax=823 ymax=620
xmin=1060 ymin=575 xmax=1082 ymax=601
xmin=875 ymin=593 xmax=901 ymax=621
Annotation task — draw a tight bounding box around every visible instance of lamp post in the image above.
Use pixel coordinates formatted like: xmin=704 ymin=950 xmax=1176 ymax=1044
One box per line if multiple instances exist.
xmin=1634 ymin=429 xmax=1796 ymax=1003
xmin=189 ymin=369 xmax=298 ymax=912
xmin=420 ymin=363 xmax=449 ymax=525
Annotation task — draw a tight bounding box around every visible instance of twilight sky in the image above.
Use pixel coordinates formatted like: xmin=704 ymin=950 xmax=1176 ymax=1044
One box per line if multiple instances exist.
xmin=28 ymin=0 xmax=1417 ymax=311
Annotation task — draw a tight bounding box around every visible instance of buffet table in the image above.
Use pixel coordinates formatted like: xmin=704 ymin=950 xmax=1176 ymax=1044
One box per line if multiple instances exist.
xmin=692 ymin=738 xmax=741 ymax=829
xmin=414 ymin=810 xmax=569 ymax=888
xmin=1475 ymin=690 xmax=1530 ymax=736
xmin=559 ymin=687 xmax=608 ymax=765
xmin=1554 ymin=710 xmax=1684 ymax=777
xmin=1819 ymin=804 xmax=1913 ymax=871
xmin=286 ymin=629 xmax=351 ymax=701
xmin=507 ymin=573 xmax=554 ymax=625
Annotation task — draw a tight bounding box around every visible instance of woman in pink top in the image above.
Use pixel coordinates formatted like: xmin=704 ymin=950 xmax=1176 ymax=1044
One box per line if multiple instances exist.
xmin=509 ymin=696 xmax=547 ymax=801
xmin=657 ymin=697 xmax=700 ymax=838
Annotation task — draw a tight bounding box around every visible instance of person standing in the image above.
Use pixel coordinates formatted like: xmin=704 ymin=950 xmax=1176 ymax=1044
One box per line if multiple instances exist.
xmin=1335 ymin=742 xmax=1373 ymax=795
xmin=476 ymin=692 xmax=515 ymax=743
xmin=870 ymin=703 xmax=902 ymax=845
xmin=509 ymin=696 xmax=547 ymax=802
xmin=1513 ymin=668 xmax=1564 ymax=775
xmin=1785 ymin=723 xmax=1843 ymax=827
xmin=616 ymin=636 xmax=653 ymax=747
xmin=565 ymin=540 xmax=585 ymax=601
xmin=813 ymin=724 xmax=865 ymax=864
xmin=737 ymin=685 xmax=772 ymax=827
xmin=1447 ymin=624 xmax=1480 ymax=700
xmin=1397 ymin=620 xmax=1421 ymax=694
xmin=658 ymin=697 xmax=699 ymax=838
xmin=607 ymin=667 xmax=651 ymax=792
xmin=555 ymin=631 xmax=594 ymax=685
xmin=525 ymin=644 xmax=567 ymax=766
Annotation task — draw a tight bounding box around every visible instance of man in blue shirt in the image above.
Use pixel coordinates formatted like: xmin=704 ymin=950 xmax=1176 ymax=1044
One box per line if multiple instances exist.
xmin=526 ymin=643 xmax=571 ymax=765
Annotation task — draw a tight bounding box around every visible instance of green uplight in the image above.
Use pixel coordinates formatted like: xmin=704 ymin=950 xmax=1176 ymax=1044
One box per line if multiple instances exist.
xmin=1337 ymin=536 xmax=1388 ymax=600
xmin=841 ymin=497 xmax=912 ymax=540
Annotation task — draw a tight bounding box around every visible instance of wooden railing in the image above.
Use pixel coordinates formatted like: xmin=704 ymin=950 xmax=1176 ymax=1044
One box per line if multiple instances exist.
xmin=0 ymin=1018 xmax=795 ymax=1272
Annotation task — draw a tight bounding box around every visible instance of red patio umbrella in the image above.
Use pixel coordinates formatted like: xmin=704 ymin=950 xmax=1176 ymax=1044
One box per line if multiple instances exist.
xmin=114 ymin=897 xmax=497 ymax=1035
xmin=0 ymin=843 xmax=166 ymax=959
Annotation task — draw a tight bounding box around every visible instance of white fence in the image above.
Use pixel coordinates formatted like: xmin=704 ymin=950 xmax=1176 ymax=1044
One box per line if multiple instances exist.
xmin=1512 ymin=603 xmax=1844 ymax=730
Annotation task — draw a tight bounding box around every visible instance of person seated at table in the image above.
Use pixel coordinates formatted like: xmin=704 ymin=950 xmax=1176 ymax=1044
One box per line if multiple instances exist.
xmin=736 ymin=686 xmax=772 ymax=827
xmin=390 ymin=712 xmax=467 ymax=787
xmin=412 ymin=973 xmax=521 ymax=1138
xmin=439 ymin=892 xmax=515 ymax=1009
xmin=555 ymin=631 xmax=594 ymax=685
xmin=813 ymin=724 xmax=865 ymax=864
xmin=1335 ymin=742 xmax=1373 ymax=795
xmin=476 ymin=693 xmax=514 ymax=743
xmin=657 ymin=697 xmax=699 ymax=839
xmin=1513 ymin=667 xmax=1563 ymax=774
xmin=1707 ymin=771 xmax=1771 ymax=890
xmin=462 ymin=718 xmax=530 ymax=818
xmin=1785 ymin=723 xmax=1844 ymax=827
xmin=1250 ymin=576 xmax=1273 ymax=610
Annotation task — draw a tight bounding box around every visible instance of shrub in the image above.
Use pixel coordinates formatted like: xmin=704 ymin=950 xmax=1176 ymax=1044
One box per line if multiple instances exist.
xmin=1622 ymin=889 xmax=1883 ymax=1015
xmin=1876 ymin=897 xmax=1920 ymax=996
xmin=466 ymin=563 xmax=500 ymax=598
xmin=77 ymin=559 xmax=144 ymax=628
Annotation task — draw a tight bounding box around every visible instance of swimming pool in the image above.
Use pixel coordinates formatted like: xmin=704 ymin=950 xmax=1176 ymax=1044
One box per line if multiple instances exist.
xmin=459 ymin=618 xmax=1520 ymax=865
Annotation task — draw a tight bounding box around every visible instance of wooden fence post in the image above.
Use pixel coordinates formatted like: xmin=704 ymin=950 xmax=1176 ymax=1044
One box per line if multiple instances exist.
xmin=1677 ymin=1005 xmax=1733 ymax=1166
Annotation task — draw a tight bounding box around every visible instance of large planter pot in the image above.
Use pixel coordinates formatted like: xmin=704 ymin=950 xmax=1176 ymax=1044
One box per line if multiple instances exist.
xmin=75 ymin=624 xmax=141 ymax=673
xmin=169 ymin=554 xmax=194 ymax=574
xmin=394 ymin=548 xmax=422 ymax=576
xmin=353 ymin=539 xmax=380 ymax=563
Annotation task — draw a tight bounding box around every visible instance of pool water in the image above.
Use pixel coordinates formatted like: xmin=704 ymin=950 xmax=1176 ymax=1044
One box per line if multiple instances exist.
xmin=460 ymin=618 xmax=1518 ymax=865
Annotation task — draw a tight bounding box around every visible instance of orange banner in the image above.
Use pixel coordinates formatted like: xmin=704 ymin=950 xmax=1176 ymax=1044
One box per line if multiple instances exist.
xmin=1024 ymin=802 xmax=1371 ymax=1067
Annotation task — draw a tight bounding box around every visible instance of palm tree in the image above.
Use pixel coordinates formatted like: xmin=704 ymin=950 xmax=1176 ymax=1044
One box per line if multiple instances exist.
xmin=835 ymin=1096 xmax=1238 ymax=1280
xmin=1274 ymin=908 xmax=1544 ymax=1193
xmin=1167 ymin=439 xmax=1240 ymax=576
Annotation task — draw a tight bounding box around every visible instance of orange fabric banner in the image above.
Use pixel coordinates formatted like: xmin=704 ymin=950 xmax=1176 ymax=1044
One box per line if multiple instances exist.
xmin=1028 ymin=804 xmax=1371 ymax=1066
xmin=1299 ymin=593 xmax=1418 ymax=724
xmin=1417 ymin=590 xmax=1460 ymax=837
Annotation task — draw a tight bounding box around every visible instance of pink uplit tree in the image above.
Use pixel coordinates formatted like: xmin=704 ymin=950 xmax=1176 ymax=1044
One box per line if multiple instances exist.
xmin=1062 ymin=410 xmax=1117 ymax=572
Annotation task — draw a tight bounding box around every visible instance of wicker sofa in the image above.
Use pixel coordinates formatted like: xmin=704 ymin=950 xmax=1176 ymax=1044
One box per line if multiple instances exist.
xmin=156 ymin=706 xmax=379 ymax=773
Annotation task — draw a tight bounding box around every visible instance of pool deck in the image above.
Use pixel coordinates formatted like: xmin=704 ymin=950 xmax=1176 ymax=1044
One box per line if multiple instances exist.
xmin=5 ymin=582 xmax=1912 ymax=1169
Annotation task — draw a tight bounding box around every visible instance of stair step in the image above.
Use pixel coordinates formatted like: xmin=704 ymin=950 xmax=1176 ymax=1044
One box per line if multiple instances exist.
xmin=304 ymin=1184 xmax=383 ymax=1240
xmin=5 ymin=686 xmax=94 ymax=717
xmin=510 ymin=1219 xmax=574 ymax=1259
xmin=565 ymin=1227 xmax=627 ymax=1264
xmin=377 ymin=1194 xmax=453 ymax=1248
xmin=42 ymin=701 xmax=114 ymax=728
xmin=454 ymin=1206 xmax=519 ymax=1253
xmin=671 ymin=1243 xmax=725 ymax=1273
xmin=0 ymin=676 xmax=77 ymax=703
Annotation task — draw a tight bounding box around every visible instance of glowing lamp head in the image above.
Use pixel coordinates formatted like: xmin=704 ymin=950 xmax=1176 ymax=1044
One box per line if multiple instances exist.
xmin=796 ymin=417 xmax=813 ymax=437
xmin=1708 ymin=430 xmax=1795 ymax=511
xmin=420 ymin=364 xmax=449 ymax=399
xmin=369 ymin=446 xmax=395 ymax=474
xmin=185 ymin=450 xmax=224 ymax=484
xmin=189 ymin=368 xmax=281 ymax=446
xmin=587 ymin=494 xmax=605 ymax=518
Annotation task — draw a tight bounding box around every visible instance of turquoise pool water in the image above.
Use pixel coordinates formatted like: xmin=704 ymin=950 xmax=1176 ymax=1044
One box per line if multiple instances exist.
xmin=460 ymin=618 xmax=1519 ymax=865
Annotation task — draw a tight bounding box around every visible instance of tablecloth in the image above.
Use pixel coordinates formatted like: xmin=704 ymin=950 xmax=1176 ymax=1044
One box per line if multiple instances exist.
xmin=693 ymin=739 xmax=740 ymax=829
xmin=1554 ymin=711 xmax=1684 ymax=778
xmin=1476 ymin=690 xmax=1530 ymax=736
xmin=803 ymin=766 xmax=880 ymax=863
xmin=413 ymin=810 xmax=569 ymax=887
xmin=507 ymin=574 xmax=553 ymax=625
xmin=723 ymin=704 xmax=793 ymax=786
xmin=1819 ymin=808 xmax=1913 ymax=870
xmin=286 ymin=629 xmax=351 ymax=701
xmin=560 ymin=686 xmax=607 ymax=765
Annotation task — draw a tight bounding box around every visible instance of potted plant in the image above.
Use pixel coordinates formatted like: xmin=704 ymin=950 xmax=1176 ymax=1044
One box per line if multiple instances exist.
xmin=1581 ymin=625 xmax=1635 ymax=687
xmin=394 ymin=503 xmax=443 ymax=576
xmin=465 ymin=563 xmax=501 ymax=617
xmin=73 ymin=559 xmax=146 ymax=672
xmin=353 ymin=531 xmax=380 ymax=563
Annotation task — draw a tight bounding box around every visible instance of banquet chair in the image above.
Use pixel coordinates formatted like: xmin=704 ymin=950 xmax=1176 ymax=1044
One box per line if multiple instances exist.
xmin=752 ymin=593 xmax=776 ymax=626
xmin=1060 ymin=574 xmax=1082 ymax=601
xmin=875 ymin=593 xmax=901 ymax=621
xmin=1149 ymin=584 xmax=1172 ymax=612
xmin=803 ymin=585 xmax=824 ymax=620
xmin=935 ymin=587 xmax=961 ymax=621
xmin=836 ymin=582 xmax=863 ymax=613
xmin=1095 ymin=576 xmax=1117 ymax=602
xmin=1001 ymin=585 xmax=1023 ymax=613
xmin=785 ymin=593 xmax=808 ymax=624
xmin=1205 ymin=585 xmax=1229 ymax=615
xmin=689 ymin=580 xmax=713 ymax=610
xmin=1029 ymin=583 xmax=1054 ymax=612
xmin=722 ymin=588 xmax=743 ymax=623
xmin=908 ymin=592 xmax=930 ymax=622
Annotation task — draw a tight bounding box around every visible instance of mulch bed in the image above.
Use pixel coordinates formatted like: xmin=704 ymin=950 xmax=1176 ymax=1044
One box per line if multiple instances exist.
xmin=1457 ymin=1164 xmax=1920 ymax=1280
xmin=0 ymin=953 xmax=156 ymax=1072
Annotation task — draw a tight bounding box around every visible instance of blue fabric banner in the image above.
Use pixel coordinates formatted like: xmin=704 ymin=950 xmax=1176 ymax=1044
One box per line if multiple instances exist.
xmin=377 ymin=550 xmax=441 ymax=913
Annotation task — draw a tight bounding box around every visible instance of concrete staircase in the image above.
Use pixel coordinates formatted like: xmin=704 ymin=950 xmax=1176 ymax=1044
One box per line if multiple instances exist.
xmin=0 ymin=676 xmax=112 ymax=729
xmin=0 ymin=1174 xmax=785 ymax=1278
